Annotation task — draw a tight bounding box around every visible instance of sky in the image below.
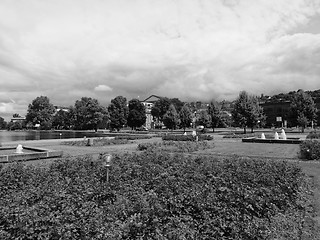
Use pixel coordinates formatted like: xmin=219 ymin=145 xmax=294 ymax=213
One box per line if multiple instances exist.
xmin=1 ymin=0 xmax=320 ymax=120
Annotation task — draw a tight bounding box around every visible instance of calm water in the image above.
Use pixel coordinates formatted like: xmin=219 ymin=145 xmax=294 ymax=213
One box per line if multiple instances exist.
xmin=0 ymin=131 xmax=108 ymax=142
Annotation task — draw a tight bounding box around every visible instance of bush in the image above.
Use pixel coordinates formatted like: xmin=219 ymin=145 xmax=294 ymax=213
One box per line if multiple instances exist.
xmin=115 ymin=135 xmax=152 ymax=140
xmin=300 ymin=140 xmax=320 ymax=160
xmin=138 ymin=140 xmax=212 ymax=152
xmin=62 ymin=138 xmax=129 ymax=146
xmin=306 ymin=131 xmax=320 ymax=139
xmin=162 ymin=134 xmax=213 ymax=141
xmin=223 ymin=133 xmax=257 ymax=138
xmin=0 ymin=153 xmax=311 ymax=239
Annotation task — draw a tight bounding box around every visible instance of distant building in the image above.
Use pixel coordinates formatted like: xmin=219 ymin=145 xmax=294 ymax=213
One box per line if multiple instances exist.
xmin=10 ymin=117 xmax=26 ymax=123
xmin=54 ymin=106 xmax=69 ymax=112
xmin=140 ymin=95 xmax=162 ymax=129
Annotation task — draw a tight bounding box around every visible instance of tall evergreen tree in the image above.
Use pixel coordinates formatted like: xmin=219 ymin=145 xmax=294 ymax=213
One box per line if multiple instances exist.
xmin=108 ymin=96 xmax=128 ymax=131
xmin=127 ymin=99 xmax=146 ymax=130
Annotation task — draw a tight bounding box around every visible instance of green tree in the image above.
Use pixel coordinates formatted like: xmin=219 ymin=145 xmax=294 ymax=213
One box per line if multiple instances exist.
xmin=52 ymin=109 xmax=73 ymax=130
xmin=207 ymin=101 xmax=222 ymax=132
xmin=289 ymin=90 xmax=317 ymax=132
xmin=232 ymin=91 xmax=265 ymax=133
xmin=179 ymin=104 xmax=192 ymax=132
xmin=169 ymin=98 xmax=184 ymax=113
xmin=73 ymin=97 xmax=107 ymax=131
xmin=127 ymin=99 xmax=146 ymax=130
xmin=196 ymin=110 xmax=211 ymax=129
xmin=26 ymin=96 xmax=56 ymax=130
xmin=0 ymin=117 xmax=7 ymax=129
xmin=151 ymin=97 xmax=171 ymax=122
xmin=163 ymin=104 xmax=179 ymax=130
xmin=108 ymin=96 xmax=128 ymax=131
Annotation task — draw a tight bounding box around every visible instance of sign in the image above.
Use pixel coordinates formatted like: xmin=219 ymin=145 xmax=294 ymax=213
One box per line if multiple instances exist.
xmin=276 ymin=117 xmax=282 ymax=122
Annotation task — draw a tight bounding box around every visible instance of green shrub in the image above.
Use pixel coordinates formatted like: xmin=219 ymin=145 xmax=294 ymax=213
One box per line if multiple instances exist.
xmin=115 ymin=135 xmax=152 ymax=140
xmin=137 ymin=140 xmax=212 ymax=152
xmin=306 ymin=131 xmax=320 ymax=139
xmin=223 ymin=133 xmax=257 ymax=138
xmin=162 ymin=134 xmax=213 ymax=141
xmin=0 ymin=153 xmax=311 ymax=239
xmin=300 ymin=140 xmax=320 ymax=160
xmin=62 ymin=138 xmax=129 ymax=146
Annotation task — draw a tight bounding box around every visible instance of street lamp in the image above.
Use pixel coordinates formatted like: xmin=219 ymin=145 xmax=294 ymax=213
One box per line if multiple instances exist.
xmin=101 ymin=154 xmax=112 ymax=182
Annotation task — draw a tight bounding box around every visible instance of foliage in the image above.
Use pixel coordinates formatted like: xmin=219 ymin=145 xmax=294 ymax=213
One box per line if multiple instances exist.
xmin=306 ymin=131 xmax=320 ymax=139
xmin=300 ymin=140 xmax=320 ymax=160
xmin=289 ymin=90 xmax=317 ymax=132
xmin=0 ymin=153 xmax=311 ymax=239
xmin=223 ymin=132 xmax=258 ymax=138
xmin=163 ymin=104 xmax=179 ymax=130
xmin=52 ymin=109 xmax=73 ymax=130
xmin=108 ymin=96 xmax=128 ymax=131
xmin=232 ymin=91 xmax=265 ymax=134
xmin=115 ymin=135 xmax=152 ymax=140
xmin=61 ymin=138 xmax=129 ymax=146
xmin=25 ymin=96 xmax=56 ymax=130
xmin=0 ymin=117 xmax=7 ymax=129
xmin=7 ymin=121 xmax=25 ymax=131
xmin=207 ymin=101 xmax=222 ymax=132
xmin=196 ymin=110 xmax=211 ymax=128
xmin=179 ymin=104 xmax=193 ymax=131
xmin=137 ymin=140 xmax=211 ymax=152
xmin=151 ymin=97 xmax=171 ymax=122
xmin=72 ymin=97 xmax=107 ymax=131
xmin=127 ymin=99 xmax=146 ymax=130
xmin=169 ymin=98 xmax=184 ymax=113
xmin=162 ymin=134 xmax=213 ymax=141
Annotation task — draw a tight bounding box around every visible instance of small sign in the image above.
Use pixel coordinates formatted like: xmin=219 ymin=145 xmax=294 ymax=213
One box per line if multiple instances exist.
xmin=276 ymin=117 xmax=282 ymax=122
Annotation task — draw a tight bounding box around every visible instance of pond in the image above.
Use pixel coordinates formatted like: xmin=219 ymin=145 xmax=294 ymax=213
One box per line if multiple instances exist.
xmin=0 ymin=130 xmax=108 ymax=142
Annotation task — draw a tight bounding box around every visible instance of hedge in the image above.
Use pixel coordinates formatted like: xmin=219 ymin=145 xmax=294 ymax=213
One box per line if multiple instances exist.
xmin=137 ymin=140 xmax=212 ymax=152
xmin=61 ymin=138 xmax=129 ymax=146
xmin=162 ymin=134 xmax=213 ymax=141
xmin=0 ymin=152 xmax=312 ymax=239
xmin=306 ymin=131 xmax=320 ymax=139
xmin=300 ymin=140 xmax=320 ymax=160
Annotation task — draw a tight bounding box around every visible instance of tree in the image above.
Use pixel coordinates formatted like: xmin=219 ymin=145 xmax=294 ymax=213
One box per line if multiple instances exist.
xmin=127 ymin=99 xmax=146 ymax=130
xmin=0 ymin=117 xmax=7 ymax=129
xmin=232 ymin=91 xmax=265 ymax=134
xmin=151 ymin=97 xmax=171 ymax=122
xmin=169 ymin=98 xmax=184 ymax=113
xmin=163 ymin=104 xmax=179 ymax=130
xmin=289 ymin=90 xmax=317 ymax=132
xmin=196 ymin=110 xmax=211 ymax=129
xmin=26 ymin=96 xmax=56 ymax=130
xmin=179 ymin=104 xmax=192 ymax=132
xmin=52 ymin=109 xmax=73 ymax=130
xmin=207 ymin=101 xmax=222 ymax=132
xmin=108 ymin=96 xmax=128 ymax=131
xmin=73 ymin=97 xmax=107 ymax=131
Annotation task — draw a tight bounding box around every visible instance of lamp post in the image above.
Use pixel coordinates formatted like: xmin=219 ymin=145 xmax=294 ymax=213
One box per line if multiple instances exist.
xmin=102 ymin=154 xmax=112 ymax=182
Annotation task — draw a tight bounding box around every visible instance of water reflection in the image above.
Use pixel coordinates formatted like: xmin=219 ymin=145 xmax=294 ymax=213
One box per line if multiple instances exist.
xmin=0 ymin=131 xmax=107 ymax=142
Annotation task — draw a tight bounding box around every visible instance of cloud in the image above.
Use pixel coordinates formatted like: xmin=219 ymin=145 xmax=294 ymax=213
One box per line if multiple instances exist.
xmin=94 ymin=85 xmax=113 ymax=92
xmin=0 ymin=0 xmax=320 ymax=119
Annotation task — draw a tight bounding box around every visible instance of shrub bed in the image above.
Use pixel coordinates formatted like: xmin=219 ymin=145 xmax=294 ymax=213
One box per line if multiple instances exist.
xmin=223 ymin=132 xmax=257 ymax=138
xmin=115 ymin=135 xmax=152 ymax=140
xmin=306 ymin=131 xmax=320 ymax=139
xmin=300 ymin=140 xmax=320 ymax=160
xmin=162 ymin=134 xmax=213 ymax=141
xmin=61 ymin=138 xmax=129 ymax=146
xmin=138 ymin=140 xmax=212 ymax=152
xmin=0 ymin=153 xmax=312 ymax=239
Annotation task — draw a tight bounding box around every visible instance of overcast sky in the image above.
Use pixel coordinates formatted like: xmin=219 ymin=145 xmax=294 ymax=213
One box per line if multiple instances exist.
xmin=1 ymin=0 xmax=320 ymax=119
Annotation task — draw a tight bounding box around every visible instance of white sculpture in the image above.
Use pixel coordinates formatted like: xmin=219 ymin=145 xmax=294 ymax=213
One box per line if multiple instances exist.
xmin=261 ymin=133 xmax=266 ymax=139
xmin=183 ymin=132 xmax=187 ymax=135
xmin=15 ymin=144 xmax=23 ymax=154
xmin=274 ymin=132 xmax=279 ymax=140
xmin=280 ymin=129 xmax=287 ymax=140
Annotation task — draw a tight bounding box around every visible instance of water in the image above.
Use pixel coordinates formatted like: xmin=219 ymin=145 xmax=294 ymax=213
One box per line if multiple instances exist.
xmin=0 ymin=130 xmax=108 ymax=142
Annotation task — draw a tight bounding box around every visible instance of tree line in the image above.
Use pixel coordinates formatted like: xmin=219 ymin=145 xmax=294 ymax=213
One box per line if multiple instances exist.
xmin=0 ymin=89 xmax=318 ymax=132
